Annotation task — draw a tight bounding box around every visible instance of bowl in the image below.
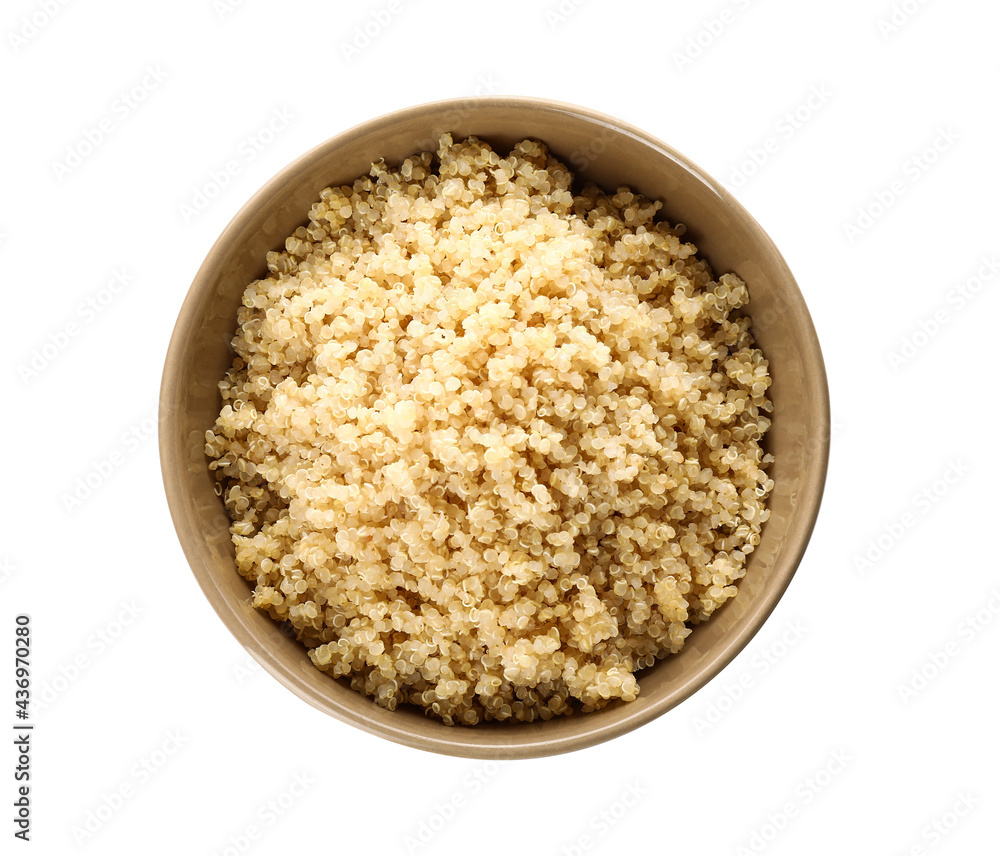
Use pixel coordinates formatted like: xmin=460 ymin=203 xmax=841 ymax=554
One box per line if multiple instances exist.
xmin=159 ymin=96 xmax=830 ymax=759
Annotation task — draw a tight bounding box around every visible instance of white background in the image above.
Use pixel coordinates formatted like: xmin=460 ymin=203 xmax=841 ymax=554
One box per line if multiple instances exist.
xmin=4 ymin=0 xmax=998 ymax=853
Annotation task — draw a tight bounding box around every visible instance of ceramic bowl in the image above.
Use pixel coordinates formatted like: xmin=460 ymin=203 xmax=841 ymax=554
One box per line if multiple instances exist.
xmin=160 ymin=97 xmax=830 ymax=759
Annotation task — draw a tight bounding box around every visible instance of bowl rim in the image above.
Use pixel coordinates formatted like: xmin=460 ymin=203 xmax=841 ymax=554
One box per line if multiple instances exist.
xmin=159 ymin=95 xmax=831 ymax=759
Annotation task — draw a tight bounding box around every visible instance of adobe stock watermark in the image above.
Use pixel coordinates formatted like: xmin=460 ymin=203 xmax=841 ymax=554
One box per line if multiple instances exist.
xmin=34 ymin=601 xmax=144 ymax=716
xmin=692 ymin=619 xmax=806 ymax=736
xmin=897 ymin=588 xmax=1000 ymax=705
xmin=672 ymin=0 xmax=756 ymax=72
xmin=545 ymin=0 xmax=591 ymax=30
xmin=568 ymin=126 xmax=617 ymax=172
xmin=893 ymin=791 xmax=979 ymax=854
xmin=341 ymin=0 xmax=406 ymax=62
xmin=877 ymin=0 xmax=934 ymax=40
xmin=852 ymin=459 xmax=968 ymax=573
xmin=61 ymin=408 xmax=160 ymax=513
xmin=17 ymin=268 xmax=133 ymax=384
xmin=233 ymin=653 xmax=263 ymax=686
xmin=178 ymin=106 xmax=294 ymax=223
xmin=843 ymin=126 xmax=960 ymax=244
xmin=232 ymin=623 xmax=297 ymax=685
xmin=404 ymin=760 xmax=505 ymax=854
xmin=561 ymin=782 xmax=648 ymax=855
xmin=70 ymin=729 xmax=188 ymax=846
xmin=213 ymin=0 xmax=250 ymax=21
xmin=7 ymin=0 xmax=72 ymax=54
xmin=735 ymin=750 xmax=851 ymax=855
xmin=887 ymin=254 xmax=998 ymax=371
xmin=51 ymin=66 xmax=168 ymax=181
xmin=209 ymin=772 xmax=315 ymax=856
xmin=0 ymin=557 xmax=15 ymax=585
xmin=410 ymin=75 xmax=503 ymax=154
xmin=727 ymin=85 xmax=834 ymax=189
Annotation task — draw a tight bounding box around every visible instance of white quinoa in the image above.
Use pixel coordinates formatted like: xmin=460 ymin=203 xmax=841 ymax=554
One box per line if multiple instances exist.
xmin=206 ymin=135 xmax=774 ymax=725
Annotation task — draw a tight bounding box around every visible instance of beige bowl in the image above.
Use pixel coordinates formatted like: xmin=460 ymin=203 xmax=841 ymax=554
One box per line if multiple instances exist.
xmin=160 ymin=97 xmax=829 ymax=759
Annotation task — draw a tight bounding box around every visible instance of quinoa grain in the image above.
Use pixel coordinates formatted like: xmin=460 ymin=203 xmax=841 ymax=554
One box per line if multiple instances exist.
xmin=206 ymin=135 xmax=774 ymax=724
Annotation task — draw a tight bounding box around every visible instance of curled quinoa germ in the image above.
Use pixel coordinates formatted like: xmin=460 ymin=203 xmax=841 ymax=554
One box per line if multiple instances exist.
xmin=205 ymin=135 xmax=774 ymax=725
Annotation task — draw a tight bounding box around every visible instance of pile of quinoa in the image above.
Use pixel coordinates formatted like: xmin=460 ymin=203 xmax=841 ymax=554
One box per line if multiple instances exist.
xmin=206 ymin=135 xmax=774 ymax=725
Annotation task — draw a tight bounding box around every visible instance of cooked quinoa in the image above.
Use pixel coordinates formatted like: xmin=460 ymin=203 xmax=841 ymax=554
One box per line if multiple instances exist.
xmin=205 ymin=134 xmax=774 ymax=725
